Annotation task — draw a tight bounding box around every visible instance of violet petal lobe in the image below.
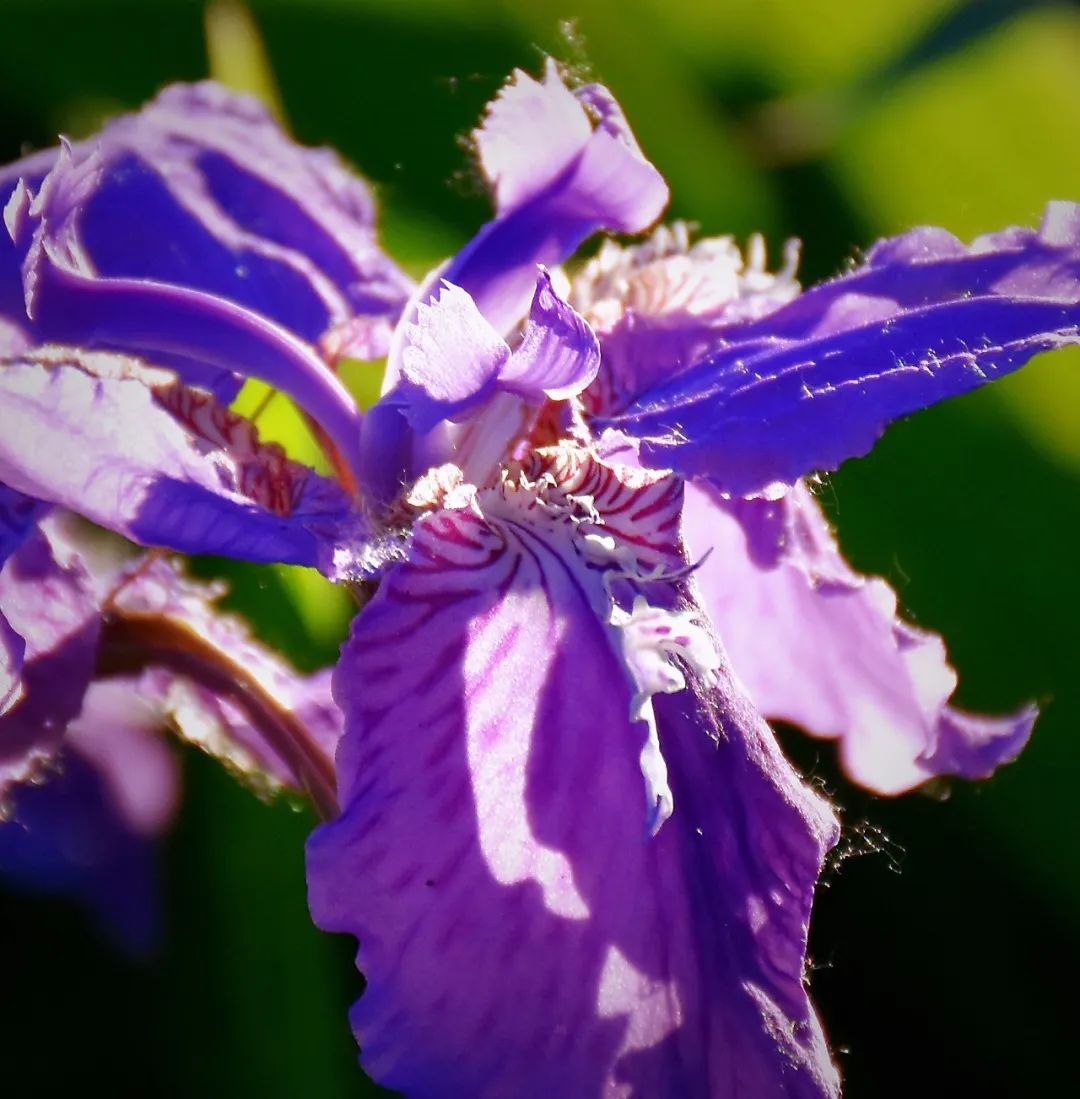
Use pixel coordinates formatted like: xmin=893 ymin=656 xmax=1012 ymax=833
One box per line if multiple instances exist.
xmin=0 ymin=350 xmax=358 ymax=572
xmin=398 ymin=280 xmax=511 ymax=431
xmin=605 ymin=202 xmax=1080 ymax=495
xmin=684 ymin=480 xmax=1036 ymax=793
xmin=6 ymin=83 xmax=411 ymax=394
xmin=308 ymin=467 xmax=838 ymax=1098
xmin=16 ymin=242 xmax=366 ymax=473
xmin=499 ymin=267 xmax=601 ymax=400
xmin=397 ymin=269 xmax=600 ymax=432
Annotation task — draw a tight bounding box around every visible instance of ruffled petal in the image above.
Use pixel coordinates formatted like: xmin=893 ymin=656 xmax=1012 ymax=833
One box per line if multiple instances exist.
xmin=437 ymin=59 xmax=668 ymax=335
xmin=570 ymin=227 xmax=801 ymax=416
xmin=605 ymin=203 xmax=1080 ymax=494
xmin=308 ymin=456 xmax=838 ymax=1098
xmin=0 ymin=350 xmax=359 ymax=572
xmin=684 ymin=480 xmax=1036 ymax=793
xmin=0 ymin=516 xmax=99 ymax=798
xmin=5 ymin=83 xmax=411 ymax=396
xmin=1 ymin=148 xmax=56 ymax=326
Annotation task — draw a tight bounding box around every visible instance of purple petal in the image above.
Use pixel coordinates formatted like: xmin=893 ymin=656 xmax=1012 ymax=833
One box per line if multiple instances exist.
xmin=500 ymin=268 xmax=600 ymax=400
xmin=605 ymin=203 xmax=1080 ymax=494
xmin=439 ymin=59 xmax=668 ymax=335
xmin=399 ymin=280 xmax=511 ymax=431
xmin=684 ymin=480 xmax=1036 ymax=793
xmin=0 ymin=350 xmax=359 ymax=572
xmin=308 ymin=462 xmax=838 ymax=1097
xmin=367 ymin=63 xmax=664 ymax=505
xmin=6 ymin=83 xmax=411 ymax=396
xmin=0 ymin=517 xmax=99 ymax=798
xmin=397 ymin=269 xmax=600 ymax=433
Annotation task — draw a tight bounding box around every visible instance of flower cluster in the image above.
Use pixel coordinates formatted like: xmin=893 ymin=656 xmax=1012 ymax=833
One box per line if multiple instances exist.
xmin=1 ymin=58 xmax=1077 ymax=1096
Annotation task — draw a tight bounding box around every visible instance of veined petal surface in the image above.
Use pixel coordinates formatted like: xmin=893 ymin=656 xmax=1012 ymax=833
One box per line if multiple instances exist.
xmin=309 ymin=456 xmax=838 ymax=1098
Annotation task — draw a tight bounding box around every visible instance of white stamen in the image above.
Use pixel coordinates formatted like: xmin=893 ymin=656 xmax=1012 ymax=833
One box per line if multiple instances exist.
xmin=609 ymin=595 xmax=721 ymax=835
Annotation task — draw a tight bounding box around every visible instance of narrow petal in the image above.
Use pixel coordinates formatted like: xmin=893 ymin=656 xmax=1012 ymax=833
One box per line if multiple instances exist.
xmin=684 ymin=481 xmax=1036 ymax=793
xmin=0 ymin=350 xmax=359 ymax=572
xmin=368 ymin=62 xmax=663 ymax=504
xmin=605 ymin=203 xmax=1080 ymax=494
xmin=1 ymin=148 xmax=56 ymax=325
xmin=308 ymin=457 xmax=838 ymax=1097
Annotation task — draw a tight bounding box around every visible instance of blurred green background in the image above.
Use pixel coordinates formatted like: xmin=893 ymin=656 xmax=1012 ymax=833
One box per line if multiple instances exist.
xmin=1 ymin=0 xmax=1078 ymax=1094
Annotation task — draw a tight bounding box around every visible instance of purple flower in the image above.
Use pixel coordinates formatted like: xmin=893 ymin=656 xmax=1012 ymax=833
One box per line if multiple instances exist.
xmin=1 ymin=59 xmax=1078 ymax=1097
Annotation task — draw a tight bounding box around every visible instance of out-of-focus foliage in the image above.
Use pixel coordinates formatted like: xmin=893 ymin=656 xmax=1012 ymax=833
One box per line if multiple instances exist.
xmin=1 ymin=1 xmax=1077 ymax=1096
